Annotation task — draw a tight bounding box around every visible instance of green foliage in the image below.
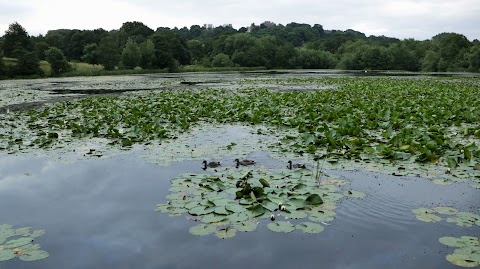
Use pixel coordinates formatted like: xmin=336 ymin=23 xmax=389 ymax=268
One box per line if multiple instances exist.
xmin=211 ymin=53 xmax=233 ymax=67
xmin=139 ymin=39 xmax=156 ymax=69
xmin=187 ymin=40 xmax=205 ymax=64
xmin=97 ymin=36 xmax=120 ymax=70
xmin=151 ymin=31 xmax=191 ymax=69
xmin=121 ymin=38 xmax=140 ymax=69
xmin=45 ymin=47 xmax=70 ymax=75
xmin=10 ymin=49 xmax=43 ymax=77
xmin=2 ymin=22 xmax=32 ymax=57
xmin=296 ymin=48 xmax=337 ymax=69
xmin=81 ymin=43 xmax=100 ymax=65
xmin=421 ymin=50 xmax=441 ymax=72
xmin=0 ymin=51 xmax=5 ymax=77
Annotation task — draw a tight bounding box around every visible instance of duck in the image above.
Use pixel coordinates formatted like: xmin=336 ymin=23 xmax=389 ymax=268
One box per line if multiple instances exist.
xmin=235 ymin=158 xmax=255 ymax=166
xmin=202 ymin=160 xmax=221 ymax=169
xmin=288 ymin=160 xmax=306 ymax=169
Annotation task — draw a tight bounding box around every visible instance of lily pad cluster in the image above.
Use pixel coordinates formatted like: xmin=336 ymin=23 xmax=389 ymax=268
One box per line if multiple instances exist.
xmin=412 ymin=207 xmax=480 ymax=227
xmin=439 ymin=236 xmax=480 ymax=268
xmin=1 ymin=77 xmax=480 ymax=185
xmin=0 ymin=224 xmax=49 ymax=262
xmin=156 ymin=167 xmax=364 ymax=238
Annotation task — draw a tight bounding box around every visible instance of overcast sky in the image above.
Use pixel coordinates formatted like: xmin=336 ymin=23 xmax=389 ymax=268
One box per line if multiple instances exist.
xmin=0 ymin=0 xmax=479 ymax=41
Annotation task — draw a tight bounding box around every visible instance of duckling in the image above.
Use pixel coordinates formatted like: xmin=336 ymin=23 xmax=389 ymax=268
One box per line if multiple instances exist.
xmin=202 ymin=160 xmax=221 ymax=169
xmin=235 ymin=158 xmax=255 ymax=166
xmin=288 ymin=160 xmax=306 ymax=169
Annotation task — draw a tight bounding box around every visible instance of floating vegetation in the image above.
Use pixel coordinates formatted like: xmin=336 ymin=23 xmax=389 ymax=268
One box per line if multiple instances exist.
xmin=156 ymin=167 xmax=364 ymax=238
xmin=439 ymin=236 xmax=480 ymax=268
xmin=0 ymin=224 xmax=49 ymax=262
xmin=412 ymin=207 xmax=480 ymax=227
xmin=1 ymin=77 xmax=479 ymax=188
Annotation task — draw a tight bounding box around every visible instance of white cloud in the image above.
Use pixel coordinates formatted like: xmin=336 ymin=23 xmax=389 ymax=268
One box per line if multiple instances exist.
xmin=0 ymin=0 xmax=478 ymax=40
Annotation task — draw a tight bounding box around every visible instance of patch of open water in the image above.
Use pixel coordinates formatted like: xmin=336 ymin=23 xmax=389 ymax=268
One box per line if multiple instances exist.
xmin=0 ymin=125 xmax=478 ymax=269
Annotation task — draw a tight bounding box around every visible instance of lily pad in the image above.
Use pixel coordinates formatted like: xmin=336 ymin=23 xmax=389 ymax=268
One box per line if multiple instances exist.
xmin=267 ymin=221 xmax=295 ymax=233
xmin=434 ymin=207 xmax=458 ymax=215
xmin=189 ymin=224 xmax=217 ymax=236
xmin=233 ymin=220 xmax=258 ymax=232
xmin=0 ymin=249 xmax=16 ymax=262
xmin=201 ymin=214 xmax=227 ymax=224
xmin=215 ymin=228 xmax=237 ymax=239
xmin=296 ymin=222 xmax=324 ymax=234
xmin=343 ymin=190 xmax=366 ymax=198
xmin=18 ymin=250 xmax=50 ymax=262
xmin=281 ymin=210 xmax=308 ymax=219
xmin=446 ymin=253 xmax=479 ymax=267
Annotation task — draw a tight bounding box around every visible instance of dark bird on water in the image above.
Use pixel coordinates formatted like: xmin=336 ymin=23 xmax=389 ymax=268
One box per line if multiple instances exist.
xmin=203 ymin=160 xmax=221 ymax=169
xmin=288 ymin=160 xmax=306 ymax=169
xmin=235 ymin=158 xmax=255 ymax=166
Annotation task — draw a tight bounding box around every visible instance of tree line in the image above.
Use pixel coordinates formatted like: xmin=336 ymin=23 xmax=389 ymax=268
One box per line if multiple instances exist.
xmin=1 ymin=21 xmax=479 ymax=78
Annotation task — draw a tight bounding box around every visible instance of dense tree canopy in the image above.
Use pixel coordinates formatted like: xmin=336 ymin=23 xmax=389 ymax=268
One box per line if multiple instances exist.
xmin=1 ymin=20 xmax=480 ymax=78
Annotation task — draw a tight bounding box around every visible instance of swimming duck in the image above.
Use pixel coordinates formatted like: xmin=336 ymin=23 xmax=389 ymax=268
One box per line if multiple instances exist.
xmin=202 ymin=160 xmax=221 ymax=169
xmin=235 ymin=159 xmax=255 ymax=166
xmin=288 ymin=160 xmax=306 ymax=169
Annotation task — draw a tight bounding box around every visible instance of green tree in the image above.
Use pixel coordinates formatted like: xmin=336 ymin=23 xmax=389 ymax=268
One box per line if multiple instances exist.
xmin=34 ymin=41 xmax=50 ymax=60
xmin=296 ymin=49 xmax=337 ymax=69
xmin=421 ymin=50 xmax=440 ymax=72
xmin=151 ymin=31 xmax=191 ymax=69
xmin=120 ymin=21 xmax=154 ymax=44
xmin=467 ymin=45 xmax=480 ymax=71
xmin=139 ymin=39 xmax=156 ymax=69
xmin=187 ymin=40 xmax=205 ymax=64
xmin=11 ymin=49 xmax=42 ymax=76
xmin=45 ymin=47 xmax=70 ymax=75
xmin=0 ymin=50 xmax=6 ymax=77
xmin=2 ymin=22 xmax=32 ymax=57
xmin=97 ymin=36 xmax=120 ymax=70
xmin=81 ymin=43 xmax=100 ymax=65
xmin=121 ymin=38 xmax=140 ymax=69
xmin=211 ymin=53 xmax=233 ymax=67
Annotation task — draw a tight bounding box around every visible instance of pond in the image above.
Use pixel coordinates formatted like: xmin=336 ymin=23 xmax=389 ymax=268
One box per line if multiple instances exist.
xmin=0 ymin=71 xmax=479 ymax=268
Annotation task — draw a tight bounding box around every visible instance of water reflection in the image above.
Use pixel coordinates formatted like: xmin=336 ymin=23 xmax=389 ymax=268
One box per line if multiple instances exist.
xmin=0 ymin=152 xmax=477 ymax=269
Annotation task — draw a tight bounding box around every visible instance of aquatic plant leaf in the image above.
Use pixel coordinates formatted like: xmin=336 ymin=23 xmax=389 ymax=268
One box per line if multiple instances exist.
xmin=18 ymin=250 xmax=49 ymax=261
xmin=29 ymin=230 xmax=46 ymax=238
xmin=296 ymin=222 xmax=324 ymax=234
xmin=225 ymin=204 xmax=245 ymax=213
xmin=434 ymin=207 xmax=458 ymax=215
xmin=412 ymin=208 xmax=434 ymax=215
xmin=281 ymin=210 xmax=308 ymax=219
xmin=446 ymin=254 xmax=479 ymax=268
xmin=201 ymin=214 xmax=227 ymax=224
xmin=305 ymin=194 xmax=323 ymax=205
xmin=344 ymin=190 xmax=366 ymax=198
xmin=233 ymin=220 xmax=258 ymax=232
xmin=447 ymin=217 xmax=474 ymax=227
xmin=188 ymin=206 xmax=215 ymax=216
xmin=267 ymin=221 xmax=295 ymax=233
xmin=189 ymin=224 xmax=216 ymax=236
xmin=4 ymin=237 xmax=33 ymax=248
xmin=15 ymin=228 xmax=32 ymax=236
xmin=246 ymin=204 xmax=265 ymax=218
xmin=215 ymin=228 xmax=236 ymax=239
xmin=440 ymin=237 xmax=467 ymax=248
xmin=433 ymin=179 xmax=453 ymax=185
xmin=228 ymin=212 xmax=250 ymax=223
xmin=0 ymin=249 xmax=16 ymax=261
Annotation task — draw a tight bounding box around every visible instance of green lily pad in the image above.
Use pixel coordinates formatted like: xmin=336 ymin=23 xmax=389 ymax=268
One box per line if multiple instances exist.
xmin=296 ymin=222 xmax=324 ymax=234
xmin=246 ymin=204 xmax=266 ymax=218
xmin=189 ymin=224 xmax=217 ymax=236
xmin=446 ymin=253 xmax=479 ymax=268
xmin=281 ymin=210 xmax=308 ymax=219
xmin=433 ymin=179 xmax=453 ymax=185
xmin=267 ymin=221 xmax=295 ymax=233
xmin=305 ymin=194 xmax=323 ymax=205
xmin=215 ymin=228 xmax=236 ymax=239
xmin=4 ymin=237 xmax=33 ymax=248
xmin=188 ymin=206 xmax=215 ymax=216
xmin=344 ymin=190 xmax=366 ymax=198
xmin=415 ymin=213 xmax=442 ymax=223
xmin=0 ymin=249 xmax=16 ymax=262
xmin=18 ymin=250 xmax=50 ymax=261
xmin=201 ymin=214 xmax=227 ymax=224
xmin=434 ymin=207 xmax=458 ymax=215
xmin=233 ymin=220 xmax=258 ymax=232
xmin=440 ymin=237 xmax=467 ymax=248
